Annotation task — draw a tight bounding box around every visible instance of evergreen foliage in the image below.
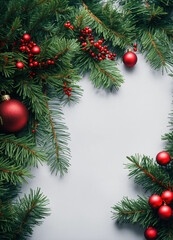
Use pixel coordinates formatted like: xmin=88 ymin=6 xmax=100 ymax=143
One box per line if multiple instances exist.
xmin=0 ymin=0 xmax=172 ymax=238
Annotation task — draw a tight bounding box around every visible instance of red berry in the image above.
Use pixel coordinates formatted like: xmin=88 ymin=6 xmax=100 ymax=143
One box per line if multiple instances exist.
xmin=31 ymin=46 xmax=40 ymax=55
xmin=29 ymin=53 xmax=33 ymax=58
xmin=99 ymin=57 xmax=102 ymax=61
xmin=32 ymin=129 xmax=35 ymax=133
xmin=88 ymin=29 xmax=92 ymax=33
xmin=68 ymin=88 xmax=72 ymax=91
xmin=16 ymin=61 xmax=24 ymax=69
xmin=28 ymin=44 xmax=32 ymax=48
xmin=29 ymin=63 xmax=34 ymax=67
xmin=33 ymin=61 xmax=38 ymax=66
xmin=64 ymin=88 xmax=67 ymax=91
xmin=55 ymin=56 xmax=58 ymax=59
xmin=134 ymin=48 xmax=137 ymax=52
xmin=111 ymin=57 xmax=115 ymax=60
xmin=85 ymin=30 xmax=89 ymax=33
xmin=80 ymin=36 xmax=83 ymax=40
xmin=98 ymin=45 xmax=102 ymax=49
xmin=94 ymin=43 xmax=99 ymax=47
xmin=91 ymin=53 xmax=95 ymax=57
xmin=85 ymin=27 xmax=89 ymax=30
xmin=90 ymin=40 xmax=94 ymax=44
xmin=106 ymin=51 xmax=109 ymax=54
xmin=23 ymin=34 xmax=31 ymax=42
xmin=64 ymin=23 xmax=68 ymax=27
xmin=91 ymin=37 xmax=94 ymax=40
xmin=89 ymin=50 xmax=92 ymax=53
xmin=65 ymin=91 xmax=68 ymax=95
xmin=47 ymin=60 xmax=52 ymax=64
xmin=113 ymin=54 xmax=116 ymax=57
xmin=134 ymin=43 xmax=137 ymax=47
xmin=38 ymin=63 xmax=41 ymax=66
xmin=51 ymin=61 xmax=54 ymax=64
xmin=68 ymin=92 xmax=71 ymax=96
xmin=67 ymin=21 xmax=70 ymax=23
xmin=29 ymin=58 xmax=33 ymax=63
xmin=98 ymin=40 xmax=103 ymax=44
xmin=82 ymin=42 xmax=87 ymax=46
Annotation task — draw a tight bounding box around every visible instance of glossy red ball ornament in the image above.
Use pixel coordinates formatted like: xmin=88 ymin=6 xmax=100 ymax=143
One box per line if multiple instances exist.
xmin=23 ymin=34 xmax=31 ymax=42
xmin=161 ymin=191 xmax=173 ymax=204
xmin=158 ymin=205 xmax=172 ymax=220
xmin=0 ymin=95 xmax=29 ymax=132
xmin=144 ymin=227 xmax=157 ymax=240
xmin=123 ymin=50 xmax=137 ymax=67
xmin=16 ymin=61 xmax=24 ymax=69
xmin=149 ymin=195 xmax=162 ymax=208
xmin=31 ymin=46 xmax=40 ymax=55
xmin=156 ymin=151 xmax=170 ymax=166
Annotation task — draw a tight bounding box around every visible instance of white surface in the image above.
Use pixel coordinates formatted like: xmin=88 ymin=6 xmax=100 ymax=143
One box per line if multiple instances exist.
xmin=22 ymin=54 xmax=172 ymax=240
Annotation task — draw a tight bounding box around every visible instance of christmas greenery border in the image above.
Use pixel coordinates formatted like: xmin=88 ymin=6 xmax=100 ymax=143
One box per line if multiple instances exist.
xmin=0 ymin=0 xmax=172 ymax=239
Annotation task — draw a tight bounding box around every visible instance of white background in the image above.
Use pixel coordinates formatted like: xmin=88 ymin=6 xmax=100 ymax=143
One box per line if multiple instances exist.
xmin=23 ymin=54 xmax=172 ymax=240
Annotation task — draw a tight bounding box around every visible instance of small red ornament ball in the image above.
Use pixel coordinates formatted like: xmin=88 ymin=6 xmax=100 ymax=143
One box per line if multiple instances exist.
xmin=23 ymin=34 xmax=31 ymax=42
xmin=144 ymin=227 xmax=157 ymax=240
xmin=31 ymin=46 xmax=40 ymax=55
xmin=0 ymin=97 xmax=29 ymax=132
xmin=16 ymin=61 xmax=24 ymax=69
xmin=156 ymin=151 xmax=170 ymax=166
xmin=149 ymin=195 xmax=162 ymax=209
xmin=161 ymin=191 xmax=173 ymax=204
xmin=123 ymin=51 xmax=137 ymax=67
xmin=158 ymin=205 xmax=172 ymax=220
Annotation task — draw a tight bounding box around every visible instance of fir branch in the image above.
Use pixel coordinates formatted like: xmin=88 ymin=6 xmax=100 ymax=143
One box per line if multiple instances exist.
xmin=0 ymin=134 xmax=46 ymax=167
xmin=10 ymin=188 xmax=50 ymax=240
xmin=126 ymin=155 xmax=172 ymax=194
xmin=112 ymin=196 xmax=158 ymax=227
xmin=37 ymin=88 xmax=71 ymax=175
xmin=0 ymin=157 xmax=32 ymax=184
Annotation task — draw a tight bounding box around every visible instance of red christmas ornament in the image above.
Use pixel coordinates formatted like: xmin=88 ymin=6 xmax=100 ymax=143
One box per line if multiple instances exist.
xmin=16 ymin=61 xmax=24 ymax=69
xmin=23 ymin=34 xmax=31 ymax=42
xmin=0 ymin=95 xmax=28 ymax=132
xmin=158 ymin=205 xmax=172 ymax=220
xmin=31 ymin=46 xmax=40 ymax=55
xmin=123 ymin=49 xmax=137 ymax=67
xmin=144 ymin=227 xmax=157 ymax=240
xmin=149 ymin=195 xmax=162 ymax=208
xmin=161 ymin=191 xmax=173 ymax=204
xmin=156 ymin=151 xmax=170 ymax=166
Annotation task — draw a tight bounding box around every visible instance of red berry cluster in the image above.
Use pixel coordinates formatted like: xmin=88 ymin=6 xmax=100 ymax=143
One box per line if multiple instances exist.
xmin=64 ymin=21 xmax=74 ymax=30
xmin=133 ymin=43 xmax=137 ymax=52
xmin=79 ymin=27 xmax=116 ymax=61
xmin=149 ymin=191 xmax=173 ymax=220
xmin=63 ymin=81 xmax=72 ymax=96
xmin=16 ymin=34 xmax=57 ymax=76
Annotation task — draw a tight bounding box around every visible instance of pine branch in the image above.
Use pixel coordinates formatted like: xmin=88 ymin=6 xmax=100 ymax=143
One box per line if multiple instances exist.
xmin=0 ymin=134 xmax=46 ymax=167
xmin=126 ymin=155 xmax=172 ymax=194
xmin=0 ymin=157 xmax=32 ymax=185
xmin=36 ymin=88 xmax=71 ymax=175
xmin=112 ymin=196 xmax=158 ymax=227
xmin=9 ymin=188 xmax=50 ymax=240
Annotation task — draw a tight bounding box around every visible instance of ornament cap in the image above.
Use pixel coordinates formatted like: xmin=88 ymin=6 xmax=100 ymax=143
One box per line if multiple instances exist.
xmin=127 ymin=49 xmax=132 ymax=52
xmin=1 ymin=95 xmax=10 ymax=101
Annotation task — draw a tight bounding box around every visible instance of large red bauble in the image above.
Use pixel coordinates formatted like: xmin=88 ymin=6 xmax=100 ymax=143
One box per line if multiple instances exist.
xmin=156 ymin=151 xmax=170 ymax=166
xmin=31 ymin=46 xmax=40 ymax=55
xmin=149 ymin=195 xmax=162 ymax=208
xmin=158 ymin=205 xmax=172 ymax=220
xmin=23 ymin=34 xmax=31 ymax=42
xmin=123 ymin=51 xmax=137 ymax=67
xmin=144 ymin=227 xmax=157 ymax=240
xmin=16 ymin=61 xmax=24 ymax=69
xmin=0 ymin=99 xmax=29 ymax=132
xmin=161 ymin=191 xmax=173 ymax=204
